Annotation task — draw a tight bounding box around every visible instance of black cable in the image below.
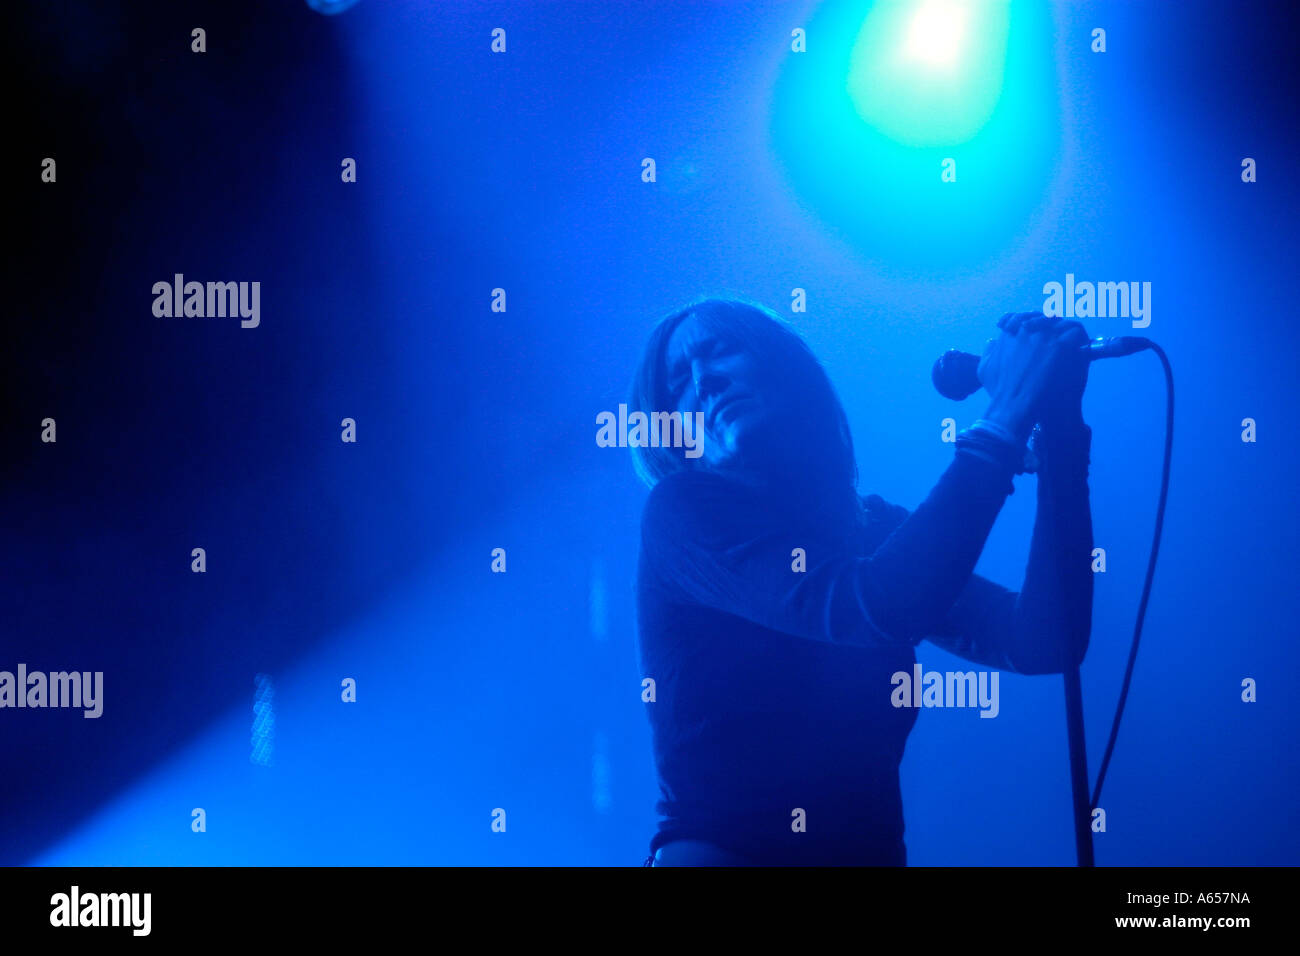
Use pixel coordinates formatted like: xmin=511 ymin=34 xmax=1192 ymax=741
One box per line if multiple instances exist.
xmin=1090 ymin=342 xmax=1173 ymax=809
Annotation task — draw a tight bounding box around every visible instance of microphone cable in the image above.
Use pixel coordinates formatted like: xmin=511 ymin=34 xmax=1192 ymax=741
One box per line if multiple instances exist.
xmin=1089 ymin=341 xmax=1173 ymax=811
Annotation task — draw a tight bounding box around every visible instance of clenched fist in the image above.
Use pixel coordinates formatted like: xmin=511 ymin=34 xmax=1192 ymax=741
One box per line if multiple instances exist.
xmin=977 ymin=311 xmax=1090 ymax=442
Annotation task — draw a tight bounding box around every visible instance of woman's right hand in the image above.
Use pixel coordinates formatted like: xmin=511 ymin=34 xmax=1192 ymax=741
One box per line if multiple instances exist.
xmin=977 ymin=312 xmax=1090 ymax=443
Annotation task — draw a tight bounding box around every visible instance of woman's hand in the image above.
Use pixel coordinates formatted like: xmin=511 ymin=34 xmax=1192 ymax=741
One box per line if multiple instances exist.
xmin=977 ymin=312 xmax=1090 ymax=442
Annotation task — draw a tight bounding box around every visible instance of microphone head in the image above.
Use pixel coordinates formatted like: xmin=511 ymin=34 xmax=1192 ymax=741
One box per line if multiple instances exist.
xmin=931 ymin=349 xmax=982 ymax=401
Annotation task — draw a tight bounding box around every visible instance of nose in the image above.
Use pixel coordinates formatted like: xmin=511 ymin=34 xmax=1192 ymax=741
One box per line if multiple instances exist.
xmin=692 ymin=360 xmax=728 ymax=404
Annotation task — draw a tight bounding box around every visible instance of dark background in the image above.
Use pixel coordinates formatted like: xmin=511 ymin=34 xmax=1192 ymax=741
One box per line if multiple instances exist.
xmin=6 ymin=0 xmax=1298 ymax=865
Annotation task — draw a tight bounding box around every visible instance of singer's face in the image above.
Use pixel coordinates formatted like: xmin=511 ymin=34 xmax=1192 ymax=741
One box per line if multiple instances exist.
xmin=664 ymin=315 xmax=783 ymax=473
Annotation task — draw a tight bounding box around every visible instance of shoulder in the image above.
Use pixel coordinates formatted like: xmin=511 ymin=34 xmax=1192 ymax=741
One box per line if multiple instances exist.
xmin=861 ymin=493 xmax=910 ymax=538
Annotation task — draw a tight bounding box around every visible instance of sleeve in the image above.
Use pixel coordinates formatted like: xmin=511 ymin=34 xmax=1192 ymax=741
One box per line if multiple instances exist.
xmin=639 ymin=448 xmax=1020 ymax=650
xmin=860 ymin=495 xmax=1022 ymax=670
xmin=923 ymin=422 xmax=1095 ymax=675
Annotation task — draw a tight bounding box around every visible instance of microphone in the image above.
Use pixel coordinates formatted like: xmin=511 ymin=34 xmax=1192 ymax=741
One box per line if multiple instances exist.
xmin=931 ymin=336 xmax=1153 ymax=401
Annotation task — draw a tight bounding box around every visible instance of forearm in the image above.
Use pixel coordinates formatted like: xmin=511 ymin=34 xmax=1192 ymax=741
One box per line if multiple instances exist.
xmin=859 ymin=448 xmax=1018 ymax=641
xmin=1008 ymin=420 xmax=1095 ymax=672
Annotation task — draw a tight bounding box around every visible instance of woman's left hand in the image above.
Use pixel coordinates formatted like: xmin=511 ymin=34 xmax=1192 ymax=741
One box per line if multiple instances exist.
xmin=999 ymin=311 xmax=1089 ymax=427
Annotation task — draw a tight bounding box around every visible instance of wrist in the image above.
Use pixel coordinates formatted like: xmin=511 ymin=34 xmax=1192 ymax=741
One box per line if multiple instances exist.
xmin=1036 ymin=389 xmax=1086 ymax=426
xmin=981 ymin=400 xmax=1034 ymax=445
xmin=958 ymin=419 xmax=1033 ymax=478
xmin=1038 ymin=407 xmax=1088 ymax=432
xmin=1032 ymin=414 xmax=1091 ymax=473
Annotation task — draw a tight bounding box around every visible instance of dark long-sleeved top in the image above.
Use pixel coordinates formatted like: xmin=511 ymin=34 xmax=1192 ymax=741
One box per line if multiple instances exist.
xmin=635 ymin=424 xmax=1093 ymax=865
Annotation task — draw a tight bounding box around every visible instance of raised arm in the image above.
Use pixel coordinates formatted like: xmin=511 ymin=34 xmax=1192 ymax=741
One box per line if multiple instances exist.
xmin=927 ymin=311 xmax=1096 ymax=674
xmin=640 ymin=309 xmax=1092 ymax=658
xmin=925 ymin=420 xmax=1094 ymax=674
xmin=639 ymin=445 xmax=1020 ymax=650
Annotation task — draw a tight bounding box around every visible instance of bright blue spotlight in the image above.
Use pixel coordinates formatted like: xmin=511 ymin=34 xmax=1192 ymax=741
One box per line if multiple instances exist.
xmin=902 ymin=0 xmax=971 ymax=70
xmin=848 ymin=0 xmax=1011 ymax=147
xmin=306 ymin=0 xmax=362 ymax=14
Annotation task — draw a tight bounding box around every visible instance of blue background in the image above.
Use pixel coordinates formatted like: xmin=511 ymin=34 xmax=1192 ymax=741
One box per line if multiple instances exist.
xmin=6 ymin=0 xmax=1297 ymax=865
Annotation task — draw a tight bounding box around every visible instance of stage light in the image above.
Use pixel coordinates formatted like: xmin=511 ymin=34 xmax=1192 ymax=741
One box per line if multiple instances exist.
xmin=769 ymin=0 xmax=1058 ymax=268
xmin=306 ymin=0 xmax=361 ymax=14
xmin=847 ymin=0 xmax=1011 ymax=147
xmin=902 ymin=0 xmax=969 ymax=70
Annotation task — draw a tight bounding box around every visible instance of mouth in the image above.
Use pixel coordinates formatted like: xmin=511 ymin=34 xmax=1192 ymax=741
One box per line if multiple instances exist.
xmin=709 ymin=394 xmax=748 ymax=431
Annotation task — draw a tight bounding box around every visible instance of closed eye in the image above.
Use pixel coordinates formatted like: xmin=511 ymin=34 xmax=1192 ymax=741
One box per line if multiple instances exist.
xmin=666 ymin=335 xmax=735 ymax=404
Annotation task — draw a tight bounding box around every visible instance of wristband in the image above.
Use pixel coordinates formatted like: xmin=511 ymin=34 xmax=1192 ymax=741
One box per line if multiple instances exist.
xmin=970 ymin=418 xmax=1021 ymax=446
xmin=957 ymin=423 xmax=1038 ymax=475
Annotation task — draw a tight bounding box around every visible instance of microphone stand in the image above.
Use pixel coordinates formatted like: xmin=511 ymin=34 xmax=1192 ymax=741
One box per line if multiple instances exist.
xmin=935 ymin=336 xmax=1168 ymax=869
xmin=1025 ymin=423 xmax=1095 ymax=867
xmin=1063 ymin=666 xmax=1094 ymax=866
